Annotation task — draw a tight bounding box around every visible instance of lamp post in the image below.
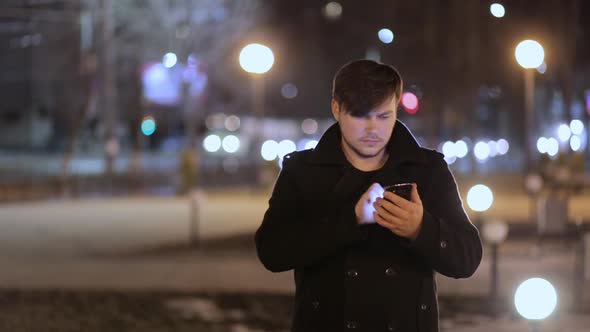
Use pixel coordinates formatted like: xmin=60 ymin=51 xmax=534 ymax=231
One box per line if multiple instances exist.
xmin=514 ymin=277 xmax=557 ymax=332
xmin=482 ymin=220 xmax=509 ymax=307
xmin=239 ymin=43 xmax=274 ymax=184
xmin=515 ymin=40 xmax=545 ymax=173
xmin=467 ymin=185 xmax=500 ymax=307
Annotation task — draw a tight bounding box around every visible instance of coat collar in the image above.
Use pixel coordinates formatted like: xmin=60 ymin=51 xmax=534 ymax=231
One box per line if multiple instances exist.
xmin=308 ymin=120 xmax=426 ymax=167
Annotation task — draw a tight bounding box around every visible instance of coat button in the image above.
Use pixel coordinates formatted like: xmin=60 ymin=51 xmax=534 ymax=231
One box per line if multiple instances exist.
xmin=311 ymin=300 xmax=320 ymax=311
xmin=385 ymin=267 xmax=398 ymax=277
xmin=440 ymin=240 xmax=447 ymax=249
xmin=346 ymin=321 xmax=358 ymax=329
xmin=421 ymin=304 xmax=428 ymax=311
xmin=387 ymin=322 xmax=398 ymax=331
xmin=346 ymin=269 xmax=359 ymax=278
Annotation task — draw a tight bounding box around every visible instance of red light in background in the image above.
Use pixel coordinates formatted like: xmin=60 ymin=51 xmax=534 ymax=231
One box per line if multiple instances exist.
xmin=401 ymin=92 xmax=418 ymax=114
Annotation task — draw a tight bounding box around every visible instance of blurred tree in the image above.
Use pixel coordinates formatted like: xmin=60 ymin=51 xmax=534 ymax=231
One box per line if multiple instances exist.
xmin=61 ymin=0 xmax=262 ymax=190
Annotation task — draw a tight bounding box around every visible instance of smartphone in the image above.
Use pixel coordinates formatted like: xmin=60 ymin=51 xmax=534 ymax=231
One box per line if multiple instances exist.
xmin=383 ymin=183 xmax=413 ymax=201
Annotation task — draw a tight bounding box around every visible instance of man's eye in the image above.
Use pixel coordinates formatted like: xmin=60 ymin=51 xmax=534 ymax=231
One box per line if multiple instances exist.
xmin=379 ymin=115 xmax=390 ymax=119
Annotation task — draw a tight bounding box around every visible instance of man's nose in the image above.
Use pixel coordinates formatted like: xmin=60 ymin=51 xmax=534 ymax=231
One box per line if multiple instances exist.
xmin=365 ymin=117 xmax=378 ymax=131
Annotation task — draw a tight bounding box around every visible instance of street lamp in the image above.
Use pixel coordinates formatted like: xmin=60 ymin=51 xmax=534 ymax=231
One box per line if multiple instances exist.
xmin=515 ymin=40 xmax=545 ymax=173
xmin=467 ymin=184 xmax=500 ymax=308
xmin=239 ymin=43 xmax=274 ymax=74
xmin=482 ymin=220 xmax=509 ymax=307
xmin=239 ymin=43 xmax=274 ymax=185
xmin=514 ymin=277 xmax=557 ymax=332
xmin=239 ymin=43 xmax=274 ymax=123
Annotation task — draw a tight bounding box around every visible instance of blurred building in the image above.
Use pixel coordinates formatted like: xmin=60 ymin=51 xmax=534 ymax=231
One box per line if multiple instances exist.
xmin=1 ymin=0 xmax=589 ymax=184
xmin=0 ymin=0 xmax=83 ymax=150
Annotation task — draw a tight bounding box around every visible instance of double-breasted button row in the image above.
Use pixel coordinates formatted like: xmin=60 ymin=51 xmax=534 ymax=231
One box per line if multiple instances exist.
xmin=346 ymin=269 xmax=359 ymax=278
xmin=346 ymin=267 xmax=400 ymax=278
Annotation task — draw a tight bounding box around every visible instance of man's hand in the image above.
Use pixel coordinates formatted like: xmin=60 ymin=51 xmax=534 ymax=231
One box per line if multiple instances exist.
xmin=373 ymin=183 xmax=424 ymax=241
xmin=355 ymin=183 xmax=385 ymax=225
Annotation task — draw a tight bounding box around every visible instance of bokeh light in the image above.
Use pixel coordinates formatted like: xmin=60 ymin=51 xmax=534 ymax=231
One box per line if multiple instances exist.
xmin=239 ymin=44 xmax=274 ymax=74
xmin=378 ymin=29 xmax=394 ymax=44
xmin=515 ymin=40 xmax=545 ymax=69
xmin=261 ymin=140 xmax=279 ymax=161
xmin=467 ymin=184 xmax=494 ymax=212
xmin=537 ymin=137 xmax=548 ymax=154
xmin=497 ymin=139 xmax=509 ymax=155
xmin=323 ymin=2 xmax=343 ymax=20
xmin=570 ymin=119 xmax=584 ymax=135
xmin=301 ymin=118 xmax=318 ymax=135
xmin=546 ymin=138 xmax=559 ymax=156
xmin=281 ymin=83 xmax=298 ymax=99
xmin=514 ymin=278 xmax=557 ymax=320
xmin=162 ymin=52 xmax=177 ymax=68
xmin=490 ymin=3 xmax=505 ymax=18
xmin=401 ymin=92 xmax=418 ymax=113
xmin=455 ymin=140 xmax=469 ymax=158
xmin=222 ymin=135 xmax=240 ymax=153
xmin=203 ymin=134 xmax=222 ymax=152
xmin=442 ymin=141 xmax=456 ymax=158
xmin=570 ymin=135 xmax=582 ymax=151
xmin=224 ymin=115 xmax=241 ymax=132
xmin=474 ymin=141 xmax=490 ymax=161
xmin=141 ymin=116 xmax=156 ymax=136
xmin=557 ymin=124 xmax=572 ymax=142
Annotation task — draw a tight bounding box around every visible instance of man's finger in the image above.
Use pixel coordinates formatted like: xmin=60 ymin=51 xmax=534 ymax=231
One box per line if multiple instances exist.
xmin=383 ymin=191 xmax=412 ymax=209
xmin=374 ymin=208 xmax=404 ymax=226
xmin=411 ymin=183 xmax=422 ymax=204
xmin=374 ymin=212 xmax=396 ymax=231
xmin=375 ymin=198 xmax=409 ymax=219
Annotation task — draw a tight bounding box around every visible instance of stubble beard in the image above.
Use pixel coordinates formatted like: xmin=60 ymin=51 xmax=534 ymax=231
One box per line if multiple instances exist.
xmin=342 ymin=134 xmax=386 ymax=159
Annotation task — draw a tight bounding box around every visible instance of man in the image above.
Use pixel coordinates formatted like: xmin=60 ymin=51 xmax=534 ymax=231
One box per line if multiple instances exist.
xmin=255 ymin=60 xmax=482 ymax=332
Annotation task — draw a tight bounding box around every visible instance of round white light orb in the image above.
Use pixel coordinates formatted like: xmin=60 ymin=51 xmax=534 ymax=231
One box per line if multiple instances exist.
xmin=467 ymin=184 xmax=494 ymax=212
xmin=239 ymin=44 xmax=274 ymax=74
xmin=490 ymin=3 xmax=505 ymax=18
xmin=515 ymin=40 xmax=545 ymax=69
xmin=514 ymin=278 xmax=557 ymax=320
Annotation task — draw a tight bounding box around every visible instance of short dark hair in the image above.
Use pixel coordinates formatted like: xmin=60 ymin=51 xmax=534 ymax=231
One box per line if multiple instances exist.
xmin=332 ymin=59 xmax=403 ymax=117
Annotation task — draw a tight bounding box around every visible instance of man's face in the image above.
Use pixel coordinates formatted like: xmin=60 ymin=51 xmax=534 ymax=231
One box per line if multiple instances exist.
xmin=332 ymin=95 xmax=398 ymax=159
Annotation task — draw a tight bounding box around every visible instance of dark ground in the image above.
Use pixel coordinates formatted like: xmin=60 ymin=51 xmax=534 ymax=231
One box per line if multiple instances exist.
xmin=0 ymin=288 xmax=526 ymax=332
xmin=1 ymin=233 xmax=587 ymax=332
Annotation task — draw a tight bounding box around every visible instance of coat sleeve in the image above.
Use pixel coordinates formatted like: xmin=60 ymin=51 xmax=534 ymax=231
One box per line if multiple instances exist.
xmin=255 ymin=155 xmax=366 ymax=273
xmin=407 ymin=153 xmax=483 ymax=279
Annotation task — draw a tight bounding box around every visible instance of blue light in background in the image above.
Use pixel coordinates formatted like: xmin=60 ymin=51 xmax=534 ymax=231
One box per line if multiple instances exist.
xmin=378 ymin=29 xmax=394 ymax=44
xmin=141 ymin=117 xmax=156 ymax=136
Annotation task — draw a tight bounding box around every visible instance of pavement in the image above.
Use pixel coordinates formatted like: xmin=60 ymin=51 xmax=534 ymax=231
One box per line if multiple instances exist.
xmin=1 ymin=190 xmax=590 ymax=331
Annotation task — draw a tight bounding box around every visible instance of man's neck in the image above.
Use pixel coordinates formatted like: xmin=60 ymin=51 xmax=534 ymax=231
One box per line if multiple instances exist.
xmin=341 ymin=141 xmax=389 ymax=172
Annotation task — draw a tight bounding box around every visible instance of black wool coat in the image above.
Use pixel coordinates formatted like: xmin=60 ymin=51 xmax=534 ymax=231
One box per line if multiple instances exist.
xmin=255 ymin=121 xmax=483 ymax=332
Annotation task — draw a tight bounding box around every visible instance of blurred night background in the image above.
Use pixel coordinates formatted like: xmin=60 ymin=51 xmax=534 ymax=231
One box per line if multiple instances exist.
xmin=1 ymin=0 xmax=590 ymax=331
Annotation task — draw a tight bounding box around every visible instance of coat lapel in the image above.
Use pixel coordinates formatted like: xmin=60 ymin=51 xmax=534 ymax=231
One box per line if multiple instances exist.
xmin=308 ymin=120 xmax=427 ymax=196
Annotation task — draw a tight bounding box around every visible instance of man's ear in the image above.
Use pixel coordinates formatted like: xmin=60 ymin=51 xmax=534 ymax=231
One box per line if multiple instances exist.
xmin=331 ymin=99 xmax=340 ymax=122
